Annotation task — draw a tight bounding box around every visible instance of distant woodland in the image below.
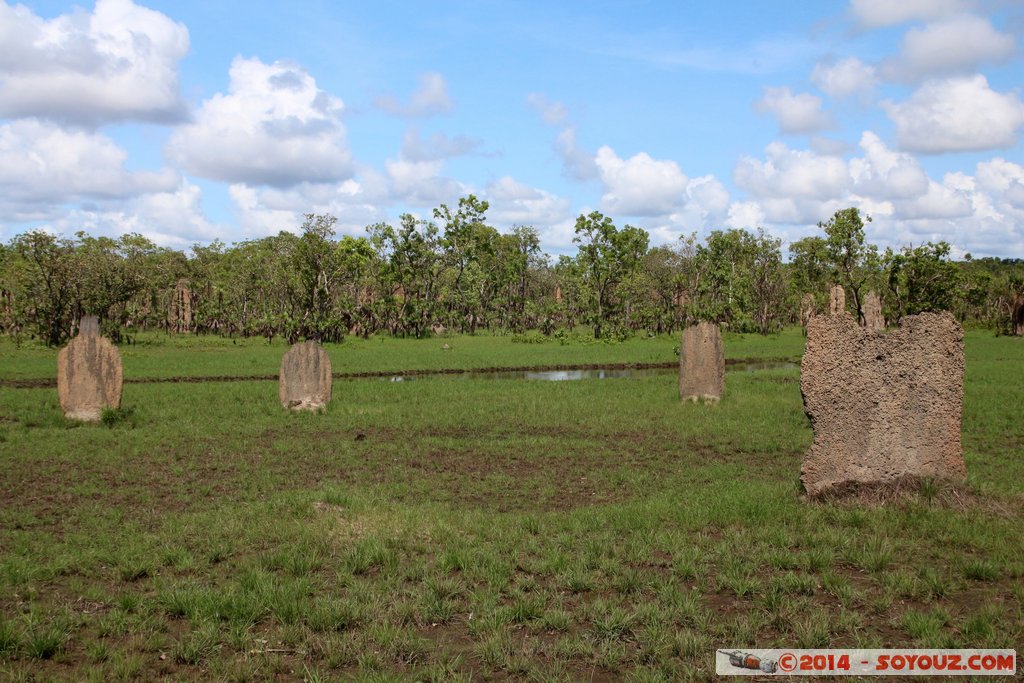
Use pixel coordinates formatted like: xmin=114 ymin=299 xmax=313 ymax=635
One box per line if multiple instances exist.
xmin=2 ymin=198 xmax=1022 ymax=346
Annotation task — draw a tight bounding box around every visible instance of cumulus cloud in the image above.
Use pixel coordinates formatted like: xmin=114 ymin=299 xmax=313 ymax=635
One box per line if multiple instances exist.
xmin=732 ymin=140 xmax=883 ymax=227
xmin=484 ymin=176 xmax=572 ymax=229
xmin=589 ymin=146 xmax=731 ymax=227
xmin=594 ymin=146 xmax=690 ymax=216
xmin=735 ymin=142 xmax=851 ymax=204
xmin=0 ymin=119 xmax=177 ymax=203
xmin=882 ymin=75 xmax=1024 ymax=153
xmin=528 ymin=94 xmax=599 ymax=181
xmin=682 ymin=175 xmax=731 ymax=221
xmin=755 ymin=87 xmax=832 ymax=134
xmin=0 ymin=0 xmax=188 ymax=125
xmin=526 ymin=93 xmax=569 ymax=125
xmin=12 ymin=180 xmax=220 ymax=249
xmin=384 ymin=157 xmax=468 ymax=206
xmin=373 ymin=72 xmax=453 ymax=117
xmin=849 ymin=131 xmax=929 ymax=199
xmin=167 ymin=56 xmax=353 ymax=187
xmin=400 ymin=128 xmax=483 ymax=162
xmin=976 ymin=158 xmax=1024 ymax=209
xmin=881 ymin=15 xmax=1017 ymax=82
xmin=811 ymin=57 xmax=877 ymax=98
xmin=730 ymin=137 xmax=1024 ymax=256
xmin=229 ymin=179 xmax=388 ymax=239
xmin=725 ymin=201 xmax=766 ymax=230
xmin=894 ymin=176 xmax=974 ymax=219
xmin=848 ymin=0 xmax=972 ymax=29
xmin=881 ymin=168 xmax=1024 ymax=255
xmin=555 ymin=125 xmax=599 ymax=181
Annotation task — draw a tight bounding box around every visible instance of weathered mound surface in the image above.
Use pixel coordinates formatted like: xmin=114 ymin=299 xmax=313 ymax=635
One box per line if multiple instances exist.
xmin=829 ymin=285 xmax=845 ymax=315
xmin=862 ymin=291 xmax=885 ymax=331
xmin=57 ymin=316 xmax=123 ymax=421
xmin=279 ymin=341 xmax=332 ymax=411
xmin=800 ymin=311 xmax=966 ymax=498
xmin=679 ymin=321 xmax=724 ymax=403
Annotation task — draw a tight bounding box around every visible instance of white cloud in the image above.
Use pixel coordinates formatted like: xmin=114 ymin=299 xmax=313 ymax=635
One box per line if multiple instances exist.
xmin=811 ymin=57 xmax=877 ymax=98
xmin=643 ymin=176 xmax=732 ymax=239
xmin=0 ymin=0 xmax=188 ymax=125
xmin=167 ymin=56 xmax=352 ymax=187
xmin=527 ymin=93 xmax=568 ymax=125
xmin=229 ymin=180 xmax=387 ymax=239
xmin=877 ymin=167 xmax=1024 ymax=255
xmin=735 ymin=142 xmax=851 ymax=204
xmin=731 ymin=138 xmax=1024 ymax=257
xmin=881 ymin=15 xmax=1017 ymax=82
xmin=529 ymin=95 xmax=599 ymax=181
xmin=555 ymin=125 xmax=599 ymax=181
xmin=587 ymin=146 xmax=732 ymax=229
xmin=373 ymin=71 xmax=453 ymax=117
xmin=384 ymin=158 xmax=468 ymax=206
xmin=683 ymin=175 xmax=731 ymax=221
xmin=894 ymin=176 xmax=973 ymax=219
xmin=882 ymin=75 xmax=1024 ymax=153
xmin=26 ymin=180 xmax=219 ymax=249
xmin=400 ymin=128 xmax=482 ymax=162
xmin=849 ymin=131 xmax=929 ymax=199
xmin=810 ymin=136 xmax=853 ymax=156
xmin=0 ymin=118 xmax=177 ymax=202
xmin=725 ymin=201 xmax=766 ymax=230
xmin=484 ymin=176 xmax=572 ymax=228
xmin=755 ymin=87 xmax=832 ymax=134
xmin=975 ymin=158 xmax=1024 ymax=209
xmin=849 ymin=0 xmax=972 ymax=28
xmin=594 ymin=146 xmax=689 ymax=216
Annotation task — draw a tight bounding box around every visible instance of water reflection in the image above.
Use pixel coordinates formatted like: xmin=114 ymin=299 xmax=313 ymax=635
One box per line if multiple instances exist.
xmin=380 ymin=361 xmax=796 ymax=383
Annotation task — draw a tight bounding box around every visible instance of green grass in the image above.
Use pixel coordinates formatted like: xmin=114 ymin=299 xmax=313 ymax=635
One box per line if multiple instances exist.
xmin=0 ymin=328 xmax=1021 ymax=679
xmin=0 ymin=326 xmax=807 ymax=381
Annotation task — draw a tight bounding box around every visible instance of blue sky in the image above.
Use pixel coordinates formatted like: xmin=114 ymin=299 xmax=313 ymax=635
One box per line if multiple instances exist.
xmin=1 ymin=0 xmax=1023 ymax=256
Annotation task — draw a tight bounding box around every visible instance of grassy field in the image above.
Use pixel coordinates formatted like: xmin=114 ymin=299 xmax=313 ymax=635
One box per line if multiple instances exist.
xmin=0 ymin=328 xmax=807 ymax=382
xmin=0 ymin=328 xmax=1021 ymax=681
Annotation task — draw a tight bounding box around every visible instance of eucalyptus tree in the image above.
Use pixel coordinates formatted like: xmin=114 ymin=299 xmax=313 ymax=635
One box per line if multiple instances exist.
xmin=490 ymin=225 xmax=543 ymax=331
xmin=8 ymin=230 xmax=81 ymax=345
xmin=693 ymin=229 xmax=754 ymax=327
xmin=553 ymin=254 xmax=586 ymax=332
xmin=434 ymin=195 xmax=495 ymax=332
xmin=367 ymin=213 xmax=444 ymax=338
xmin=73 ymin=232 xmax=171 ymax=340
xmin=623 ymin=246 xmax=681 ymax=334
xmin=881 ymin=241 xmax=961 ymax=323
xmin=335 ymin=234 xmax=377 ymax=336
xmin=788 ymin=235 xmax=830 ymax=305
xmin=819 ymin=207 xmax=880 ymax=324
xmin=187 ymin=239 xmax=228 ymax=334
xmin=572 ymin=211 xmax=649 ymax=338
xmin=748 ymin=230 xmax=786 ymax=334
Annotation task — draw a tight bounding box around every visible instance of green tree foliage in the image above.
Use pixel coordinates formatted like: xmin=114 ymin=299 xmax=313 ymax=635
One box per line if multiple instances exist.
xmin=818 ymin=207 xmax=881 ymax=323
xmin=748 ymin=230 xmax=786 ymax=335
xmin=788 ymin=235 xmax=830 ymax=306
xmin=881 ymin=241 xmax=961 ymax=322
xmin=9 ymin=231 xmax=80 ymax=345
xmin=368 ymin=214 xmax=444 ymax=338
xmin=572 ymin=211 xmax=649 ymax=338
xmin=1 ymin=202 xmax=1020 ymax=344
xmin=690 ymin=228 xmax=785 ymax=333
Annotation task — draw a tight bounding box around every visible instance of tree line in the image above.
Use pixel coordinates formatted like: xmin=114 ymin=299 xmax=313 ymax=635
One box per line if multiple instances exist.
xmin=1 ymin=197 xmax=1022 ymax=346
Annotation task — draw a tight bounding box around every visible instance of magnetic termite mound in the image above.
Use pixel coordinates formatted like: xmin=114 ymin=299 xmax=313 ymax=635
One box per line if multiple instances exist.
xmin=57 ymin=316 xmax=123 ymax=421
xmin=679 ymin=321 xmax=724 ymax=403
xmin=279 ymin=341 xmax=332 ymax=411
xmin=800 ymin=311 xmax=966 ymax=498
